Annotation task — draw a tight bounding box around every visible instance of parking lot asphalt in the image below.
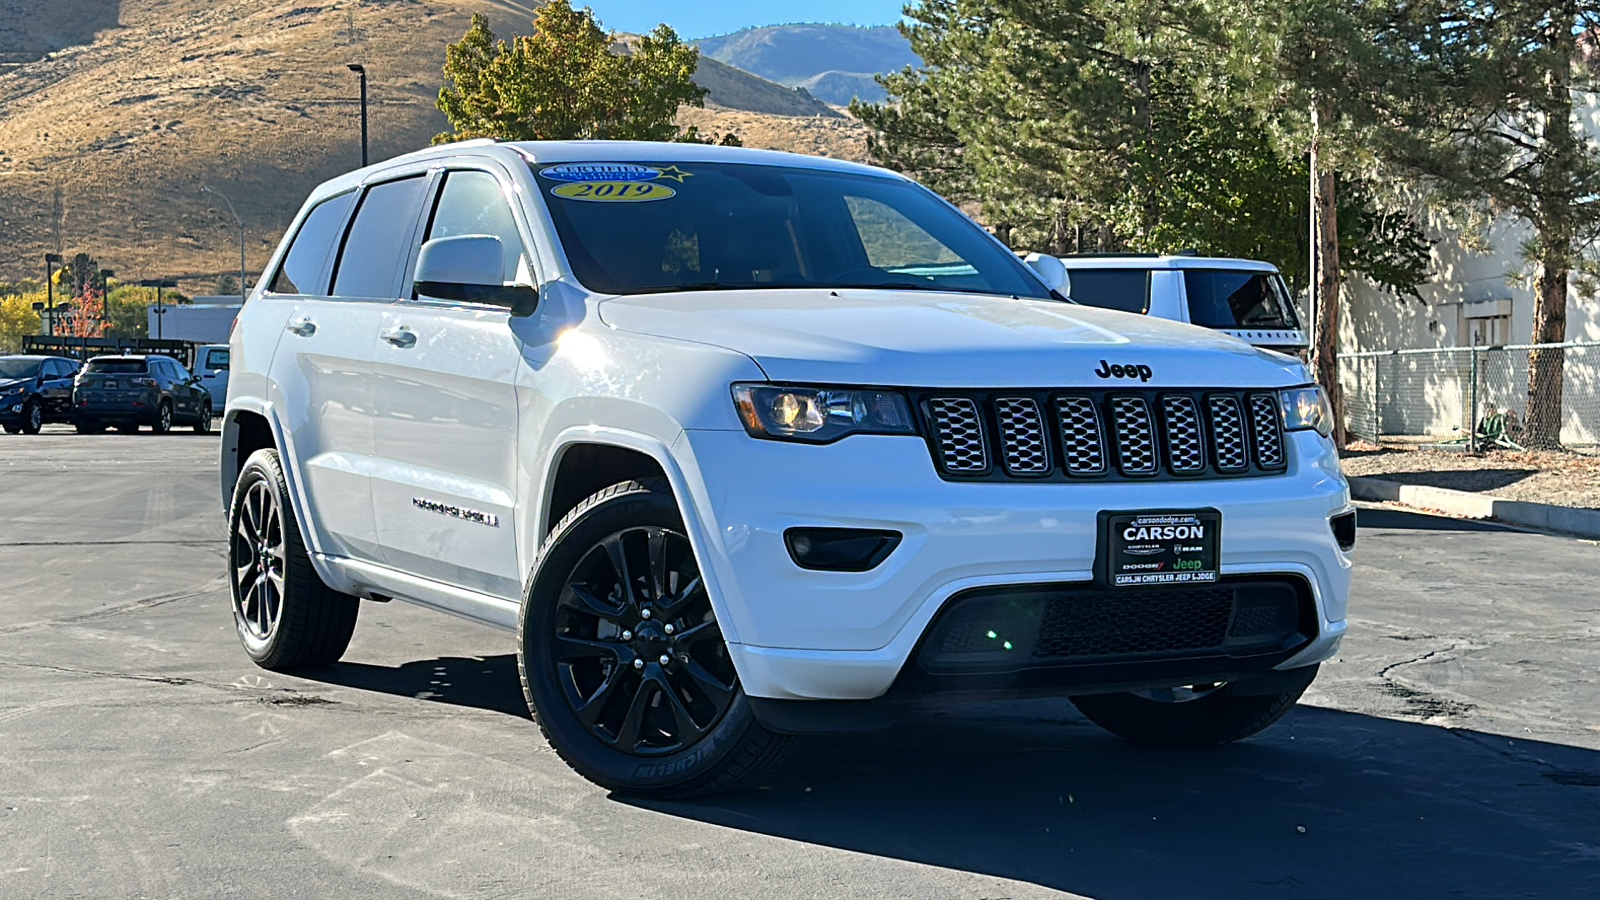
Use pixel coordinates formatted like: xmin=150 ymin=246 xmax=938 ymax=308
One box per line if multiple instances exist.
xmin=1 ymin=426 xmax=1596 ymax=899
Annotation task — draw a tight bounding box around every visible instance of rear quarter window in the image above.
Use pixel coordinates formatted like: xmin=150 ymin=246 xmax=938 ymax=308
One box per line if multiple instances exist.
xmin=1183 ymin=270 xmax=1299 ymax=329
xmin=1063 ymin=269 xmax=1151 ymax=314
xmin=270 ymin=191 xmax=358 ymax=296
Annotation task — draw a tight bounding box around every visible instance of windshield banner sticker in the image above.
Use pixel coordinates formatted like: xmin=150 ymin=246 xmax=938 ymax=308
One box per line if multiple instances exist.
xmin=540 ymin=163 xmax=663 ymax=182
xmin=551 ymin=181 xmax=676 ymax=203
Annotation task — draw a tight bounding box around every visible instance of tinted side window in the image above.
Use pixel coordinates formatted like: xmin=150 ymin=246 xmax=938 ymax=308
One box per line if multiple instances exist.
xmin=45 ymin=360 xmax=68 ymax=378
xmin=1065 ymin=269 xmax=1151 ymax=314
xmin=424 ymin=170 xmax=526 ymax=285
xmin=171 ymin=361 xmax=193 ymax=381
xmin=332 ymin=177 xmax=429 ymax=299
xmin=1184 ymin=270 xmax=1299 ymax=329
xmin=269 ymin=192 xmax=357 ymax=295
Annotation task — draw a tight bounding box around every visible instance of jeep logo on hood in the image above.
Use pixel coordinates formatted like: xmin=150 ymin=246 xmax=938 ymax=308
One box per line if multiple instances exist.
xmin=1094 ymin=360 xmax=1153 ymax=382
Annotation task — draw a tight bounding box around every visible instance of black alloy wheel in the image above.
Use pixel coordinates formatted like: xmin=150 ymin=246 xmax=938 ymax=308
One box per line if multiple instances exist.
xmin=521 ymin=480 xmax=790 ymax=798
xmin=553 ymin=526 xmax=738 ymax=756
xmin=232 ymin=476 xmax=286 ymax=644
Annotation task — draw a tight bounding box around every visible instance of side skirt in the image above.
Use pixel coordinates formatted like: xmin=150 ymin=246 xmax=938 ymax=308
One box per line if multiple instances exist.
xmin=316 ymin=554 xmax=520 ymax=633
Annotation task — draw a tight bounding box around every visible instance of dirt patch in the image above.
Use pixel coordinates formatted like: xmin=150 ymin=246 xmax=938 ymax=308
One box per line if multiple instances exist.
xmin=1341 ymin=443 xmax=1600 ymax=510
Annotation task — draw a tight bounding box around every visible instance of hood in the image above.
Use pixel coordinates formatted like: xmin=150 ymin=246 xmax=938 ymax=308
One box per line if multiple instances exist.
xmin=0 ymin=378 xmax=30 ymax=391
xmin=597 ymin=289 xmax=1308 ymax=388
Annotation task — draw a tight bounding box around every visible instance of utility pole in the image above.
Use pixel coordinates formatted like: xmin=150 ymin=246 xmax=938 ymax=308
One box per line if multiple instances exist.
xmin=44 ymin=253 xmax=62 ymax=337
xmin=201 ymin=185 xmax=247 ymax=303
xmin=347 ymin=64 xmax=369 ymax=167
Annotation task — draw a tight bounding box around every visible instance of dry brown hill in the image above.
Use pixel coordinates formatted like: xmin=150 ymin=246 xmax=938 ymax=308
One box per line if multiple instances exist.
xmin=0 ymin=0 xmax=866 ymax=290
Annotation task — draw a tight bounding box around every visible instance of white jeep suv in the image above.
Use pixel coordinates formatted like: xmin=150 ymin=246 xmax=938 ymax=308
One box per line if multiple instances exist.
xmin=220 ymin=140 xmax=1353 ymax=798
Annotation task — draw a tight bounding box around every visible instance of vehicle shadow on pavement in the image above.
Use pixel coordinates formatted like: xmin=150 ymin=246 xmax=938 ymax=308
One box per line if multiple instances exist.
xmin=626 ymin=701 xmax=1600 ymax=899
xmin=311 ymin=654 xmax=532 ymax=719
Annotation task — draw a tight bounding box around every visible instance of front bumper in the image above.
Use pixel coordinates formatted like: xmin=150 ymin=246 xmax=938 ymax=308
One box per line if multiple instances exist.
xmin=674 ymin=428 xmax=1352 ymax=701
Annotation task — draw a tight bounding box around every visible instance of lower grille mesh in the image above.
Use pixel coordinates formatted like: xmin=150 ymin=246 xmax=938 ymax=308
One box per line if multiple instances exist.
xmin=1032 ymin=589 xmax=1234 ymax=659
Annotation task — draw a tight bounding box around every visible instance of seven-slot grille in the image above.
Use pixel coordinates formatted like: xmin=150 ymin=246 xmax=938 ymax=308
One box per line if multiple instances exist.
xmin=919 ymin=389 xmax=1288 ymax=481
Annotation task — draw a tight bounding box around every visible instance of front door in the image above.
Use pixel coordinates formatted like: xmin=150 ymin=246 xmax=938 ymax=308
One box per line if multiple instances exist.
xmin=369 ymin=167 xmax=529 ymax=599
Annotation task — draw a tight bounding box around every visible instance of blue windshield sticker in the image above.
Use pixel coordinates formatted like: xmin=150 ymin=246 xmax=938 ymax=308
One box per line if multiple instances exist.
xmin=540 ymin=163 xmax=662 ymax=183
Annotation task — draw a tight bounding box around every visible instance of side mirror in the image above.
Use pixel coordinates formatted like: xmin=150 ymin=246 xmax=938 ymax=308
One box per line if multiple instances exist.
xmin=414 ymin=235 xmax=539 ymax=317
xmin=1023 ymin=252 xmax=1071 ymax=298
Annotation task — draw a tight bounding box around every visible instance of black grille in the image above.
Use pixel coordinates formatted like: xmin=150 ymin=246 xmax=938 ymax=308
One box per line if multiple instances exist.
xmin=917 ymin=580 xmax=1310 ymax=674
xmin=919 ymin=389 xmax=1288 ymax=482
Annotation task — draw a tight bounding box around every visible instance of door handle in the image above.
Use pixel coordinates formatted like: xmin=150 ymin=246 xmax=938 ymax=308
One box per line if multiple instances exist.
xmin=380 ymin=326 xmax=417 ymax=348
xmin=286 ymin=317 xmax=316 ymax=337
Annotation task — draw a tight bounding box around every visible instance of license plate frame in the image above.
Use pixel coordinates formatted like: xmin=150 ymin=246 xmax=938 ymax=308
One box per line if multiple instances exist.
xmin=104 ymin=379 xmax=118 ymax=389
xmin=1097 ymin=509 xmax=1221 ymax=588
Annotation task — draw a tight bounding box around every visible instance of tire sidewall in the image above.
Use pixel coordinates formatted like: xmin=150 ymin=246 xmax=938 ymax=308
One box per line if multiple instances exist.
xmin=196 ymin=403 xmax=212 ymax=434
xmin=23 ymin=400 xmax=41 ymax=434
xmin=520 ymin=487 xmax=760 ymax=793
xmin=154 ymin=401 xmax=172 ymax=433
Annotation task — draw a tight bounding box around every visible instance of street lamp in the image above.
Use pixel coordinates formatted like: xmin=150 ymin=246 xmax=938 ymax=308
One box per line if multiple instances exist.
xmin=347 ymin=63 xmax=368 ymax=167
xmin=139 ymin=278 xmax=178 ymax=340
xmin=99 ymin=269 xmax=115 ymax=329
xmin=200 ymin=185 xmax=247 ymax=303
xmin=44 ymin=252 xmax=62 ymax=337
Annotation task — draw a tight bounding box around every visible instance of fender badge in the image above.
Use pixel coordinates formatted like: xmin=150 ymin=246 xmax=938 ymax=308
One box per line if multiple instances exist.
xmin=413 ymin=497 xmax=500 ymax=527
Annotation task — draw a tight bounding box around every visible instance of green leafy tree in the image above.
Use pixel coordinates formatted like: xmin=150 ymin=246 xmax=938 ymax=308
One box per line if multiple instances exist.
xmin=1344 ymin=2 xmax=1600 ymax=447
xmin=435 ymin=2 xmax=727 ymax=144
xmin=0 ymin=291 xmax=44 ymax=352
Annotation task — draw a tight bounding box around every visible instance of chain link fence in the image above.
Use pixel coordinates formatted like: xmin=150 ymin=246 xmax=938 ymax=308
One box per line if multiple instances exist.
xmin=1340 ymin=342 xmax=1600 ymax=452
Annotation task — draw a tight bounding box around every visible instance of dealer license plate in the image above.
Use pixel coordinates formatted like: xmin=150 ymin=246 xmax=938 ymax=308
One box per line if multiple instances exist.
xmin=1101 ymin=509 xmax=1220 ymax=587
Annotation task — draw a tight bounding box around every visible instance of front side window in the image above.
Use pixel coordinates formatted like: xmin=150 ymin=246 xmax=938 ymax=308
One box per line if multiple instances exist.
xmin=1063 ymin=269 xmax=1152 ymax=314
xmin=170 ymin=360 xmax=193 ymax=381
xmin=1184 ymin=269 xmax=1299 ymax=329
xmin=423 ymin=170 xmax=526 ymax=286
xmin=331 ymin=177 xmax=429 ymax=299
xmin=531 ymin=161 xmax=1053 ymax=300
xmin=269 ymin=191 xmax=357 ymax=295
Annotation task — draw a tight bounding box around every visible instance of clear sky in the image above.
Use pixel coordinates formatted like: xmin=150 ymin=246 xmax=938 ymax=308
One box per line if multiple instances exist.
xmin=583 ymin=1 xmax=907 ymax=39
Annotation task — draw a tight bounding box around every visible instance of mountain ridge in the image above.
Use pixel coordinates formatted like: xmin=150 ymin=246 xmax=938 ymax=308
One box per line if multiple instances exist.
xmin=695 ymin=23 xmax=918 ymax=106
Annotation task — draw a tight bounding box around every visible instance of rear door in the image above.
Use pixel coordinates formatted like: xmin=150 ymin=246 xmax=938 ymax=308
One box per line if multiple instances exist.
xmin=369 ymin=166 xmax=530 ymax=598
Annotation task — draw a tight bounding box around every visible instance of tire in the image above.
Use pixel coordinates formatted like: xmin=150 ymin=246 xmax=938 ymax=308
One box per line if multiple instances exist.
xmin=520 ymin=479 xmax=790 ymax=799
xmin=152 ymin=400 xmax=172 ymax=433
xmin=227 ymin=448 xmax=359 ymax=670
xmin=193 ymin=402 xmax=212 ymax=434
xmin=2 ymin=424 xmax=18 ymax=435
xmin=20 ymin=399 xmax=42 ymax=434
xmin=74 ymin=419 xmax=105 ymax=434
xmin=1069 ymin=668 xmax=1317 ymax=749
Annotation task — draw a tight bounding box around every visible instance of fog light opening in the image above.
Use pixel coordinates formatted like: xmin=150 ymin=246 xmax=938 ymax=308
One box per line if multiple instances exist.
xmin=784 ymin=527 xmax=902 ymax=572
xmin=1330 ymin=510 xmax=1357 ymax=552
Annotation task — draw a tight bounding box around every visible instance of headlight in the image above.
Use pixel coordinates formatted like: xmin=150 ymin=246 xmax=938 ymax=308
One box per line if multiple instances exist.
xmin=1280 ymin=385 xmax=1333 ymax=437
xmin=731 ymin=383 xmax=916 ymax=443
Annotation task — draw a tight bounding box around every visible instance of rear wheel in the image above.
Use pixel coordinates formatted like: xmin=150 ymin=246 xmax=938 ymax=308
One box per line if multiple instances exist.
xmin=1069 ymin=669 xmax=1317 ymax=748
xmin=20 ymin=400 xmax=42 ymax=434
xmin=520 ymin=479 xmax=789 ymax=798
xmin=228 ymin=448 xmax=358 ymax=670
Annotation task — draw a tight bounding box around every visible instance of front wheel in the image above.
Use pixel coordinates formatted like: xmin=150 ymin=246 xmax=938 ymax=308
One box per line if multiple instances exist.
xmin=152 ymin=400 xmax=172 ymax=433
xmin=520 ymin=480 xmax=789 ymax=798
xmin=228 ymin=448 xmax=358 ymax=670
xmin=1069 ymin=668 xmax=1317 ymax=749
xmin=193 ymin=402 xmax=212 ymax=434
xmin=20 ymin=399 xmax=42 ymax=434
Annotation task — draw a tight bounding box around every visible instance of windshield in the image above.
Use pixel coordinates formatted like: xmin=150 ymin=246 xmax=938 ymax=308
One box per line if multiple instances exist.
xmin=531 ymin=161 xmax=1053 ymax=300
xmin=86 ymin=359 xmax=149 ymax=374
xmin=0 ymin=358 xmax=42 ymax=380
xmin=1184 ymin=269 xmax=1300 ymax=329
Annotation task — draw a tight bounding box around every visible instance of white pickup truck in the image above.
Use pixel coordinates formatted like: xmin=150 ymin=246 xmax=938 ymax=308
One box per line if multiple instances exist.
xmin=220 ymin=140 xmax=1353 ymax=797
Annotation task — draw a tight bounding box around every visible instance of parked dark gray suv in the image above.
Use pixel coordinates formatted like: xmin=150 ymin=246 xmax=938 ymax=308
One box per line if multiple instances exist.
xmin=73 ymin=354 xmax=213 ymax=433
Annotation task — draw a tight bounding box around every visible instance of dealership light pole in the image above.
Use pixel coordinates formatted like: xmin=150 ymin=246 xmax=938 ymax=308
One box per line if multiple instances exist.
xmin=201 ymin=185 xmax=247 ymax=303
xmin=139 ymin=278 xmax=178 ymax=340
xmin=347 ymin=63 xmax=368 ymax=167
xmin=99 ymin=269 xmax=115 ymax=329
xmin=44 ymin=252 xmax=62 ymax=336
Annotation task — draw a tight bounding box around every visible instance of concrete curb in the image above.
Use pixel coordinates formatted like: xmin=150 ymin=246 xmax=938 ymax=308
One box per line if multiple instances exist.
xmin=1348 ymin=475 xmax=1600 ymax=538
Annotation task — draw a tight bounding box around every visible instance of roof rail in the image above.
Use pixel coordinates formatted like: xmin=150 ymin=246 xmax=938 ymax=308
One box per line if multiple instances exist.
xmin=378 ymin=138 xmax=500 ymax=167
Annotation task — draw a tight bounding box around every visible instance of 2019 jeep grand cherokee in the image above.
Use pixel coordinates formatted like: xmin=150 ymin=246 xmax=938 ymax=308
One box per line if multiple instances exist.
xmin=221 ymin=140 xmax=1353 ymax=798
